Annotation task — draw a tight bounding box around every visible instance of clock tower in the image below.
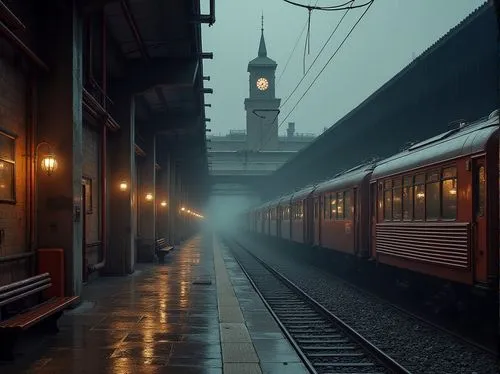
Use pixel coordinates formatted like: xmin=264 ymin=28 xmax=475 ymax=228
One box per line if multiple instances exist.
xmin=244 ymin=18 xmax=281 ymax=151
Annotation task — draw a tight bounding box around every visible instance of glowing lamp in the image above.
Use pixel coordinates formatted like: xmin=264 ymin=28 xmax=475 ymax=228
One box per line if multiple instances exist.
xmin=119 ymin=181 xmax=128 ymax=191
xmin=449 ymin=188 xmax=457 ymax=195
xmin=40 ymin=153 xmax=58 ymax=176
xmin=181 ymin=207 xmax=186 ymax=211
xmin=160 ymin=200 xmax=167 ymax=207
xmin=145 ymin=192 xmax=153 ymax=201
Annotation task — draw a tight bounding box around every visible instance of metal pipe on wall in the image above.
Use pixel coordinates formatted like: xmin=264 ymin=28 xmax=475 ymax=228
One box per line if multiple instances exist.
xmin=89 ymin=9 xmax=108 ymax=273
xmin=0 ymin=20 xmax=47 ymax=71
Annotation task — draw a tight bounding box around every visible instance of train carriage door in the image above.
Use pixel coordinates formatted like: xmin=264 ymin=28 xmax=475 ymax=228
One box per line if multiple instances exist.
xmin=277 ymin=206 xmax=282 ymax=239
xmin=306 ymin=198 xmax=313 ymax=245
xmin=352 ymin=188 xmax=358 ymax=254
xmin=370 ymin=182 xmax=379 ymax=258
xmin=473 ymin=159 xmax=487 ymax=284
xmin=314 ymin=197 xmax=319 ymax=245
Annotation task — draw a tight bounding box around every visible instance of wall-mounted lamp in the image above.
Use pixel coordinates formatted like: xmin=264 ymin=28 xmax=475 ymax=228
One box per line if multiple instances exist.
xmin=119 ymin=181 xmax=128 ymax=191
xmin=181 ymin=207 xmax=186 ymax=211
xmin=36 ymin=142 xmax=58 ymax=176
xmin=160 ymin=200 xmax=167 ymax=207
xmin=145 ymin=192 xmax=154 ymax=201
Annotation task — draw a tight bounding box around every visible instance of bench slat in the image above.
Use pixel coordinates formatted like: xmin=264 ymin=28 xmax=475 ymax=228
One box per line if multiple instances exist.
xmin=0 ymin=296 xmax=79 ymax=330
xmin=0 ymin=278 xmax=51 ymax=302
xmin=0 ymin=273 xmax=50 ymax=294
xmin=0 ymin=283 xmax=52 ymax=308
xmin=158 ymin=246 xmax=173 ymax=252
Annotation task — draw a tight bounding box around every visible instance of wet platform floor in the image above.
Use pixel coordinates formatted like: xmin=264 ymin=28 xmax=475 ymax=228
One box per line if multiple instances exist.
xmin=1 ymin=233 xmax=308 ymax=374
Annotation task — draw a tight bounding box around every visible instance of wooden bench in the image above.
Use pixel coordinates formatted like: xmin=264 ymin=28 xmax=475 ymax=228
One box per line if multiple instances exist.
xmin=156 ymin=238 xmax=173 ymax=263
xmin=0 ymin=273 xmax=79 ymax=361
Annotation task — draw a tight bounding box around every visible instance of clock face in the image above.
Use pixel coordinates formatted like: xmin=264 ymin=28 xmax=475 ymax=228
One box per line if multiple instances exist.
xmin=256 ymin=77 xmax=269 ymax=91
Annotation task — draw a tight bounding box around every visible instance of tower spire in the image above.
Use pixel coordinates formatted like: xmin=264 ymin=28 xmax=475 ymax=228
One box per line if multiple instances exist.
xmin=258 ymin=13 xmax=267 ymax=57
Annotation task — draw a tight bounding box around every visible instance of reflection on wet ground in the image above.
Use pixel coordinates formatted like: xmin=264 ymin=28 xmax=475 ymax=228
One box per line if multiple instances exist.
xmin=2 ymin=236 xmax=221 ymax=374
xmin=1 ymin=234 xmax=308 ymax=374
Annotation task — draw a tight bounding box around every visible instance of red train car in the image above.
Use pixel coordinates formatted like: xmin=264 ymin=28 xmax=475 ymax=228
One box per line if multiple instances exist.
xmin=268 ymin=197 xmax=281 ymax=238
xmin=246 ymin=110 xmax=498 ymax=288
xmin=278 ymin=194 xmax=294 ymax=241
xmin=370 ymin=112 xmax=499 ymax=287
xmin=290 ymin=186 xmax=316 ymax=245
xmin=313 ymin=163 xmax=375 ymax=257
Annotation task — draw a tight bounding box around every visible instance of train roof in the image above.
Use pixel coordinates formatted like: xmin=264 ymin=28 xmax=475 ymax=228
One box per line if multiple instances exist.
xmin=371 ymin=110 xmax=499 ymax=180
xmin=277 ymin=192 xmax=294 ymax=205
xmin=313 ymin=162 xmax=376 ymax=195
xmin=291 ymin=185 xmax=317 ymax=202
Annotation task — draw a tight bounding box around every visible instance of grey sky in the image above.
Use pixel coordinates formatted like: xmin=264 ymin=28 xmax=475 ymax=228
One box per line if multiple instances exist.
xmin=201 ymin=0 xmax=487 ymax=137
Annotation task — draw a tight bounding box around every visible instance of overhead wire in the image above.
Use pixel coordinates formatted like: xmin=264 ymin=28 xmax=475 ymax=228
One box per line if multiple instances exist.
xmin=278 ymin=0 xmax=374 ymax=129
xmin=258 ymin=0 xmax=374 ymax=151
xmin=278 ymin=0 xmax=320 ymax=84
xmin=281 ymin=1 xmax=354 ymax=109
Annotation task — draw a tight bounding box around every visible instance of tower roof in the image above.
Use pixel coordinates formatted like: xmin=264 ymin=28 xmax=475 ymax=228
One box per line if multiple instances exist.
xmin=248 ymin=15 xmax=276 ymax=70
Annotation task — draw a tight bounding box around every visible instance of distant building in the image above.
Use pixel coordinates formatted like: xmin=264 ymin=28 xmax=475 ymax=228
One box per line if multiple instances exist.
xmin=208 ymin=20 xmax=315 ymax=185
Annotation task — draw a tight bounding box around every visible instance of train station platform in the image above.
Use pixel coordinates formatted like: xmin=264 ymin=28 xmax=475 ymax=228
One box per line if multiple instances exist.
xmin=1 ymin=233 xmax=308 ymax=374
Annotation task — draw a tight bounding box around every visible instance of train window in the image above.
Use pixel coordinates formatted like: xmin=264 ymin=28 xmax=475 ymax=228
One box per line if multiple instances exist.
xmin=324 ymin=194 xmax=330 ymax=220
xmin=477 ymin=165 xmax=486 ymax=217
xmin=337 ymin=192 xmax=344 ymax=220
xmin=414 ymin=174 xmax=425 ymax=220
xmin=426 ymin=171 xmax=440 ymax=220
xmin=344 ymin=191 xmax=352 ymax=219
xmin=330 ymin=193 xmax=337 ymax=219
xmin=392 ymin=179 xmax=402 ymax=220
xmin=442 ymin=167 xmax=457 ymax=220
xmin=403 ymin=176 xmax=413 ymax=220
xmin=383 ymin=181 xmax=392 ymax=220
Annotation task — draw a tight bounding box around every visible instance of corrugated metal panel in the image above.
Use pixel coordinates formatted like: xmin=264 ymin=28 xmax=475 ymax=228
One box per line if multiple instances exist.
xmin=376 ymin=223 xmax=470 ymax=269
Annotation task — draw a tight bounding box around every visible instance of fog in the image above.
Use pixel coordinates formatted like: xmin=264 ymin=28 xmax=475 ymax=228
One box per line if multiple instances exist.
xmin=203 ymin=194 xmax=258 ymax=233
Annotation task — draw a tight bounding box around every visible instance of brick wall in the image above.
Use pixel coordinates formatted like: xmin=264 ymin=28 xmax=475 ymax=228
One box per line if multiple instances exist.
xmin=0 ymin=56 xmax=28 ymax=285
xmin=82 ymin=123 xmax=101 ymax=266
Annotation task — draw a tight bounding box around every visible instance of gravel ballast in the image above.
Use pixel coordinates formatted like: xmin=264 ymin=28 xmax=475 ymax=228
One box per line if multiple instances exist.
xmin=232 ymin=235 xmax=498 ymax=374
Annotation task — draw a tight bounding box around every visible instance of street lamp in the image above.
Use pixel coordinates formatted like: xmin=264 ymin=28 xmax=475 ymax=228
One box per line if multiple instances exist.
xmin=36 ymin=142 xmax=58 ymax=176
xmin=145 ymin=192 xmax=153 ymax=201
xmin=160 ymin=200 xmax=167 ymax=207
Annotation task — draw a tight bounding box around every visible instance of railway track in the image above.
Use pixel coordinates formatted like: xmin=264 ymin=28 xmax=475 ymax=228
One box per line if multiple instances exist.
xmin=225 ymin=238 xmax=412 ymax=374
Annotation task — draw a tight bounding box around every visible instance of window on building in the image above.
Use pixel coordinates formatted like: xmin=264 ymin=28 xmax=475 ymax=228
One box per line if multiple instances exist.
xmin=330 ymin=193 xmax=337 ymax=219
xmin=0 ymin=131 xmax=15 ymax=202
xmin=337 ymin=192 xmax=344 ymax=220
xmin=383 ymin=180 xmax=392 ymax=220
xmin=414 ymin=174 xmax=425 ymax=220
xmin=402 ymin=176 xmax=413 ymax=220
xmin=426 ymin=171 xmax=440 ymax=220
xmin=344 ymin=190 xmax=352 ymax=219
xmin=441 ymin=167 xmax=457 ymax=220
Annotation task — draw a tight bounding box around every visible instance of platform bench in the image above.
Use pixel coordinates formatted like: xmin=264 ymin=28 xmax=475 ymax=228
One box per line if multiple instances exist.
xmin=0 ymin=273 xmax=79 ymax=361
xmin=156 ymin=238 xmax=173 ymax=263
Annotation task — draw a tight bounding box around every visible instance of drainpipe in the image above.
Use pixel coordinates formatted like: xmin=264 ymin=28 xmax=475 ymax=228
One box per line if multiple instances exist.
xmin=88 ymin=10 xmax=107 ymax=273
